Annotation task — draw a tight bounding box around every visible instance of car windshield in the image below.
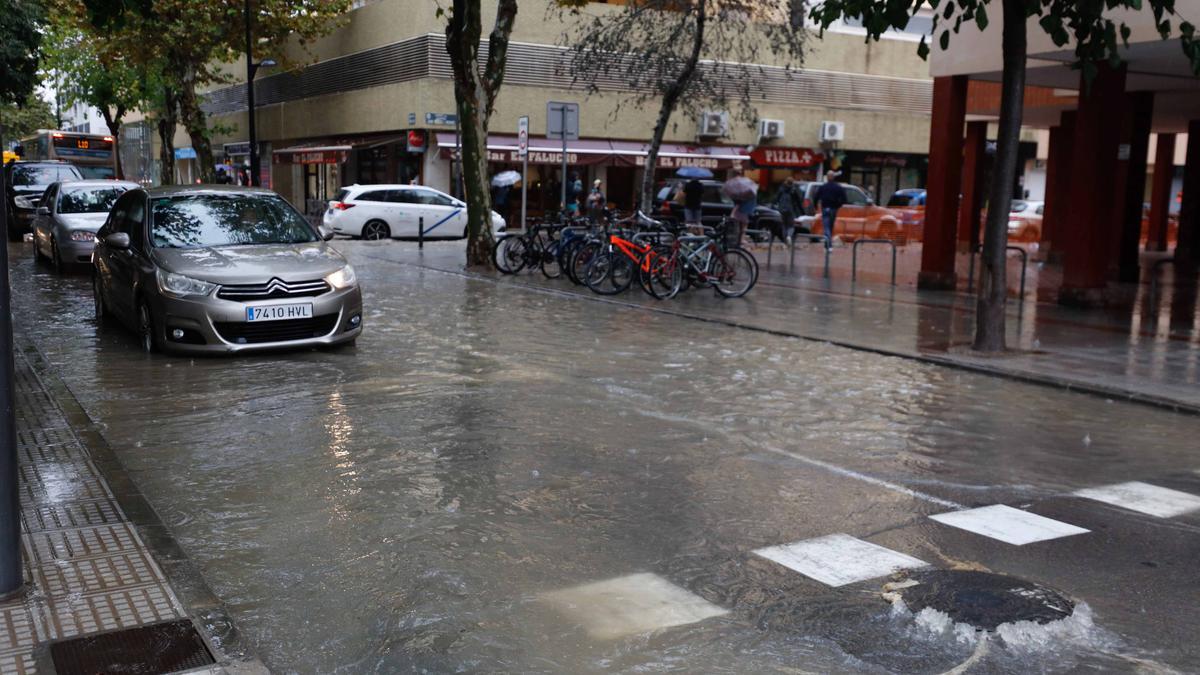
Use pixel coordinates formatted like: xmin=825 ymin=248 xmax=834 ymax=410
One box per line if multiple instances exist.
xmin=59 ymin=186 xmax=129 ymax=214
xmin=77 ymin=166 xmax=116 ymax=180
xmin=150 ymin=194 xmax=318 ymax=248
xmin=11 ymin=165 xmax=80 ymax=187
xmin=887 ymin=193 xmax=918 ymax=207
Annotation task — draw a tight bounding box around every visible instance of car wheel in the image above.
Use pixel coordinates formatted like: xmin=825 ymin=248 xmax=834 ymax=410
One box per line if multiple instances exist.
xmin=32 ymin=234 xmax=42 ymax=262
xmin=50 ymin=238 xmax=63 ymax=274
xmin=136 ymin=299 xmax=159 ymax=353
xmin=361 ymin=220 xmax=390 ymax=241
xmin=93 ymin=274 xmax=107 ymax=323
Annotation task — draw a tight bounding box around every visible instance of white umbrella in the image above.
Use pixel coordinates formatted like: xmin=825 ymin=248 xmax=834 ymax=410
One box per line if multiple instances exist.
xmin=491 ymin=170 xmax=522 ymax=187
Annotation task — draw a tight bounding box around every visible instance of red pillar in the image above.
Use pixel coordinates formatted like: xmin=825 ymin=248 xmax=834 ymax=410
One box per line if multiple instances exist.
xmin=1112 ymin=92 xmax=1153 ymax=284
xmin=1060 ymin=65 xmax=1126 ymax=305
xmin=957 ymin=121 xmax=987 ymax=251
xmin=1178 ymin=121 xmax=1200 ymax=268
xmin=1041 ymin=111 xmax=1075 ymax=258
xmin=919 ymin=75 xmax=968 ymax=290
xmin=1147 ymin=133 xmax=1176 ymax=252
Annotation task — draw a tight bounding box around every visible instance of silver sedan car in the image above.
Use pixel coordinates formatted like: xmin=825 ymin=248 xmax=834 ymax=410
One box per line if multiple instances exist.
xmin=33 ymin=180 xmax=140 ymax=272
xmin=92 ymin=185 xmax=363 ymax=354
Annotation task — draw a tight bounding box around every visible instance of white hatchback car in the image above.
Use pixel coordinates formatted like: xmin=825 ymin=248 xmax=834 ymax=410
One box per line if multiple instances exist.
xmin=323 ymin=184 xmax=506 ymax=240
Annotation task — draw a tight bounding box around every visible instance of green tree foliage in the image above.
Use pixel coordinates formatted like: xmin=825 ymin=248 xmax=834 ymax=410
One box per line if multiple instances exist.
xmin=809 ymin=0 xmax=1200 ymax=352
xmin=0 ymin=94 xmax=56 ymax=141
xmin=560 ymin=0 xmax=807 ymax=212
xmin=444 ymin=0 xmax=519 ymax=268
xmin=81 ymin=0 xmax=349 ymax=183
xmin=0 ymin=0 xmax=45 ymax=106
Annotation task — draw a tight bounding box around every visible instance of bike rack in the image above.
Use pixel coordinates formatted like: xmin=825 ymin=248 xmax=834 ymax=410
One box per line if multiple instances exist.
xmin=1149 ymin=257 xmax=1175 ymax=298
xmin=967 ymin=245 xmax=1028 ymax=300
xmin=789 ymin=233 xmax=829 ymax=272
xmin=851 ymin=238 xmax=897 ymax=285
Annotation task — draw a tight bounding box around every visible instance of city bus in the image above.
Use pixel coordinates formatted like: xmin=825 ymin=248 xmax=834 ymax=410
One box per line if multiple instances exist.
xmin=18 ymin=129 xmax=118 ymax=179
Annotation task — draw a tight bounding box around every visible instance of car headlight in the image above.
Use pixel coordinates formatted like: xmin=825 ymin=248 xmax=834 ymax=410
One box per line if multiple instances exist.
xmin=13 ymin=196 xmax=36 ymax=210
xmin=69 ymin=230 xmax=95 ymax=242
xmin=156 ymin=269 xmax=217 ymax=297
xmin=325 ymin=265 xmax=357 ymax=290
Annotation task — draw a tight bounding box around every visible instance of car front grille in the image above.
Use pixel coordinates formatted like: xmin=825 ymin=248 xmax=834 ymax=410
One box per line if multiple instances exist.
xmin=216 ymin=277 xmax=330 ymax=301
xmin=214 ymin=315 xmax=339 ymax=344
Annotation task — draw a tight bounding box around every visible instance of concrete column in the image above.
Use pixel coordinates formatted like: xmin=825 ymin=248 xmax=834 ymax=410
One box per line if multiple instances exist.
xmin=919 ymin=75 xmax=968 ymax=290
xmin=1060 ymin=65 xmax=1126 ymax=305
xmin=1113 ymin=92 xmax=1154 ymax=284
xmin=1177 ymin=120 xmax=1200 ymax=268
xmin=1147 ymin=133 xmax=1176 ymax=253
xmin=957 ymin=121 xmax=987 ymax=251
xmin=1040 ymin=111 xmax=1075 ymax=258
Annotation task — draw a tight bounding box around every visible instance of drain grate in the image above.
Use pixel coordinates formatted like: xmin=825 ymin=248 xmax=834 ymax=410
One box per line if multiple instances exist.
xmin=49 ymin=619 xmax=215 ymax=675
xmin=889 ymin=569 xmax=1076 ymax=631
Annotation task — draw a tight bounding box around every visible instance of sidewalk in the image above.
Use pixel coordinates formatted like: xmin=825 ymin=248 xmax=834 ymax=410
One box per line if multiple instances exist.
xmin=0 ymin=339 xmax=260 ymax=674
xmin=358 ymin=241 xmax=1200 ymax=414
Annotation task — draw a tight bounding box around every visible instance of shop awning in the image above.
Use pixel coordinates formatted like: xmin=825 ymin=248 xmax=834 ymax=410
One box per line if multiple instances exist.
xmin=434 ymin=133 xmax=748 ymax=169
xmin=272 ymin=144 xmax=351 ymax=165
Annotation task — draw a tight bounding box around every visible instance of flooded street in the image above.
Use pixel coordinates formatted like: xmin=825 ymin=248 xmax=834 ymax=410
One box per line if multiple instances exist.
xmin=10 ymin=240 xmax=1200 ymax=673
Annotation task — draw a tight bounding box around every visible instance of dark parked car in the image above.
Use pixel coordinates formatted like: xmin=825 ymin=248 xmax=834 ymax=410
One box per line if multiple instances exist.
xmin=653 ymin=179 xmax=784 ymax=241
xmin=4 ymin=160 xmax=83 ymax=241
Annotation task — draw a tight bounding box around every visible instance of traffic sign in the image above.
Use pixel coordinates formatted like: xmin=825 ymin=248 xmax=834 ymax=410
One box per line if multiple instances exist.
xmin=517 ymin=116 xmax=529 ymax=158
xmin=546 ymin=102 xmax=579 ymax=141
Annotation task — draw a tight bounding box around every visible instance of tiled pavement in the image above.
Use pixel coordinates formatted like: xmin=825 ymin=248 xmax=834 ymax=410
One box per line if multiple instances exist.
xmin=0 ymin=345 xmax=258 ymax=674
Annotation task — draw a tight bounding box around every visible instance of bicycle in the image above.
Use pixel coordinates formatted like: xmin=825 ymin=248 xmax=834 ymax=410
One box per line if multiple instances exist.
xmin=647 ymin=218 xmax=758 ymax=299
xmin=492 ymin=220 xmax=566 ymax=277
xmin=582 ymin=212 xmax=673 ymax=297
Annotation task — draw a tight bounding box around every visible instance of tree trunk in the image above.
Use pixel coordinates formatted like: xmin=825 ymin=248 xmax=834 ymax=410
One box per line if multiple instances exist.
xmin=973 ymin=0 xmax=1025 ymax=352
xmin=638 ymin=0 xmax=707 ymax=214
xmin=178 ymin=66 xmax=216 ymax=184
xmin=157 ymin=87 xmax=179 ymax=186
xmin=446 ymin=0 xmax=518 ymax=268
xmin=101 ymin=107 xmax=124 ymax=180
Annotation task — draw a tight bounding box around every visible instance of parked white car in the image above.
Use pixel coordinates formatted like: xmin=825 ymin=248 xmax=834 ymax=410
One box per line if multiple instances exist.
xmin=323 ymin=184 xmax=506 ymax=240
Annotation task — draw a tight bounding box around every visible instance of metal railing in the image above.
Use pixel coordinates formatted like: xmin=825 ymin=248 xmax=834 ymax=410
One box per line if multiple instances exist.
xmin=966 ymin=245 xmax=1029 ymax=300
xmin=851 ymin=238 xmax=897 ymax=285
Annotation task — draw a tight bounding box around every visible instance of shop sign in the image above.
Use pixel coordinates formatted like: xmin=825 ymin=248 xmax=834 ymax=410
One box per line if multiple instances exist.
xmin=485 ymin=149 xmax=584 ymax=165
xmin=174 ymin=147 xmax=197 ymax=160
xmin=426 ymin=112 xmax=457 ymax=126
xmin=223 ymin=142 xmax=250 ymax=156
xmin=749 ymin=147 xmax=823 ymax=168
xmin=273 ymin=149 xmax=347 ymax=165
xmin=857 ymin=154 xmax=910 ymax=167
xmin=631 ymin=155 xmax=727 ymax=169
xmin=407 ymin=130 xmax=426 ymax=153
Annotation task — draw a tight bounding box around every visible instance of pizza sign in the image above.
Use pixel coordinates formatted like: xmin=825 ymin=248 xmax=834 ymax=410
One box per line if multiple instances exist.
xmin=750 ymin=147 xmax=824 ymax=168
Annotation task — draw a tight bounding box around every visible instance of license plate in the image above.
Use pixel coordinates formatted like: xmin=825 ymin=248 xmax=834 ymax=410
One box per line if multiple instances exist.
xmin=245 ymin=303 xmax=313 ymax=322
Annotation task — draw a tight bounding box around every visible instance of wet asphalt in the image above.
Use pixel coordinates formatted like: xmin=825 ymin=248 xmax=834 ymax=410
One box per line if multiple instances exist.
xmin=9 ymin=239 xmax=1200 ymax=674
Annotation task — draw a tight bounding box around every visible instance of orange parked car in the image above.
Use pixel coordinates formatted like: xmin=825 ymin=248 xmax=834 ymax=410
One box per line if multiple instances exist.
xmin=1005 ymin=200 xmax=1043 ymax=243
xmin=798 ymin=182 xmax=911 ymax=244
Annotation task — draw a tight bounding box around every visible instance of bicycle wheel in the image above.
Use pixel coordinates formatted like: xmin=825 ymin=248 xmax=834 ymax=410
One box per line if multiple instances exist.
xmin=646 ymin=246 xmax=682 ymax=300
xmin=570 ymin=240 xmax=602 ymax=286
xmin=584 ymin=251 xmax=635 ymax=295
xmin=540 ymin=238 xmax=564 ymax=279
xmin=711 ymin=247 xmax=757 ymax=298
xmin=493 ymin=236 xmax=528 ymax=274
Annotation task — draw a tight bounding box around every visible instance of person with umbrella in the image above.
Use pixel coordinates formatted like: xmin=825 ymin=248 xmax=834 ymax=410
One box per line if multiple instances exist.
xmin=586 ymin=179 xmax=606 ymax=224
xmin=491 ymin=170 xmax=521 ymax=228
xmin=721 ymin=169 xmax=758 ymax=246
xmin=815 ymin=170 xmax=847 ymax=251
xmin=774 ymin=176 xmax=801 ymax=243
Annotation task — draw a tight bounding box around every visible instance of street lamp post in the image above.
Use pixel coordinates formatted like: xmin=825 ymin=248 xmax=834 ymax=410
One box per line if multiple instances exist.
xmin=244 ymin=0 xmax=275 ymax=187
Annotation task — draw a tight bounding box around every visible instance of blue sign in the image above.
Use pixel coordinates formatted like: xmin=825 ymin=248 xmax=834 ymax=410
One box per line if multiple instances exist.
xmin=408 ymin=112 xmax=417 ymax=126
xmin=425 ymin=112 xmax=457 ymax=126
xmin=175 ymin=147 xmax=197 ymax=160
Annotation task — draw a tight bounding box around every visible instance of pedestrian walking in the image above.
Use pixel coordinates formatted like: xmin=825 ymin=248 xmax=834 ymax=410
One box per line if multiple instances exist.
xmin=815 ymin=171 xmax=847 ymax=251
xmin=774 ymin=176 xmax=801 ymax=243
xmin=683 ymin=178 xmax=704 ymax=231
xmin=491 ymin=181 xmax=511 ymax=226
xmin=586 ymin=179 xmax=605 ymax=224
xmin=565 ymin=172 xmax=584 ymax=217
xmin=721 ymin=170 xmax=758 ymax=247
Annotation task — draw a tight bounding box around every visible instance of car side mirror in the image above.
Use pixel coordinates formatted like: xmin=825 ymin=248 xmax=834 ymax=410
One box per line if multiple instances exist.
xmin=36 ymin=206 xmax=50 ymax=216
xmin=319 ymin=225 xmax=335 ymax=241
xmin=105 ymin=232 xmax=131 ymax=249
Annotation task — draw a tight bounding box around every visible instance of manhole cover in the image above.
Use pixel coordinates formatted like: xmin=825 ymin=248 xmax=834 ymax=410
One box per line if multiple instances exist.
xmin=887 ymin=570 xmax=1075 ymax=631
xmin=49 ymin=618 xmax=215 ymax=675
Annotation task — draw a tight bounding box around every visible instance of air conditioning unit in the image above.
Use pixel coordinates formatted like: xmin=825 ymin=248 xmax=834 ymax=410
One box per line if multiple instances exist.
xmin=819 ymin=120 xmax=845 ymax=143
xmin=698 ymin=111 xmax=729 ymax=139
xmin=758 ymin=119 xmax=785 ymax=140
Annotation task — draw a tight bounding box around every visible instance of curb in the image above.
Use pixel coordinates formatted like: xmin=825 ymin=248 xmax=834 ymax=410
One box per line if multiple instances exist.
xmin=18 ymin=334 xmax=269 ymax=674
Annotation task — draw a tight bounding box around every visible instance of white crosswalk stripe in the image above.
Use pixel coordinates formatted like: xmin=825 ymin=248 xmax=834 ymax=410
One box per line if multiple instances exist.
xmin=1073 ymin=481 xmax=1200 ymax=518
xmin=929 ymin=504 xmax=1089 ymax=545
xmin=753 ymin=533 xmax=928 ymax=587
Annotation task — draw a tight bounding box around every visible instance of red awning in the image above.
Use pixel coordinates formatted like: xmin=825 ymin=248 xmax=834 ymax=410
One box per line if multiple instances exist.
xmin=434 ymin=133 xmax=748 ymax=169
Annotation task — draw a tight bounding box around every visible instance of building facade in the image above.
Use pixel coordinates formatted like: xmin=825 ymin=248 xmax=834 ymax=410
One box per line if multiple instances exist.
xmin=173 ymin=0 xmax=937 ymax=220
